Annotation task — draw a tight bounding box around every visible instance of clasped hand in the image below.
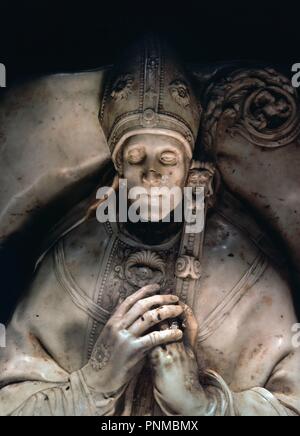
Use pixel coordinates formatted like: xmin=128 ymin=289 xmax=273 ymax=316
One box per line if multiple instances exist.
xmin=83 ymin=283 xmax=205 ymax=415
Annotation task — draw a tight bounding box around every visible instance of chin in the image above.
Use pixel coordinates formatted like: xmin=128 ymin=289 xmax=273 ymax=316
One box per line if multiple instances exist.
xmin=142 ymin=213 xmax=164 ymax=223
xmin=139 ymin=207 xmax=176 ymax=223
xmin=128 ymin=195 xmax=181 ymax=223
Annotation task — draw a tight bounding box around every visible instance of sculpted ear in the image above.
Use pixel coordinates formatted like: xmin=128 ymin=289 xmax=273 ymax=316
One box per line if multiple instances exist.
xmin=113 ymin=149 xmax=124 ymax=175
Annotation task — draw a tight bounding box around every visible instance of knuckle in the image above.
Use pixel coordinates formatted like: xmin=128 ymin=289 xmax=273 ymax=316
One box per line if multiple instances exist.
xmin=139 ymin=312 xmax=149 ymax=324
xmin=105 ymin=320 xmax=114 ymax=333
xmin=161 ymin=296 xmax=176 ymax=306
xmin=147 ymin=308 xmax=160 ymax=323
xmin=110 ymin=327 xmax=119 ymax=339
xmin=118 ymin=335 xmax=129 ymax=348
xmin=163 ymin=329 xmax=181 ymax=342
xmin=156 ymin=305 xmax=175 ymax=320
xmin=150 ymin=331 xmax=161 ymax=344
xmin=117 ymin=329 xmax=132 ymax=347
xmin=139 ymin=285 xmax=152 ymax=294
xmin=117 ymin=320 xmax=127 ymax=330
xmin=143 ymin=331 xmax=159 ymax=348
xmin=134 ymin=338 xmax=146 ymax=351
xmin=172 ymin=307 xmax=182 ymax=316
xmin=174 ymin=329 xmax=183 ymax=339
xmin=164 ymin=356 xmax=175 ymax=368
xmin=136 ymin=300 xmax=146 ymax=312
xmin=169 ymin=328 xmax=178 ymax=337
xmin=107 ymin=321 xmax=120 ymax=336
xmin=143 ymin=283 xmax=159 ymax=292
xmin=132 ymin=339 xmax=143 ymax=352
xmin=125 ymin=295 xmax=135 ymax=305
xmin=162 ymin=354 xmax=174 ymax=367
xmin=161 ymin=305 xmax=176 ymax=316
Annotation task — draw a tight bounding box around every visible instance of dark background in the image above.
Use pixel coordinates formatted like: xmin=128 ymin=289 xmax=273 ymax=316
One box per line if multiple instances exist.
xmin=0 ymin=0 xmax=299 ymax=83
xmin=0 ymin=0 xmax=299 ymax=322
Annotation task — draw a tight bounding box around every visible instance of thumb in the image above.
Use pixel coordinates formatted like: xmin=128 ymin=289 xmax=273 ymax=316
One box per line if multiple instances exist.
xmin=179 ymin=302 xmax=198 ymax=350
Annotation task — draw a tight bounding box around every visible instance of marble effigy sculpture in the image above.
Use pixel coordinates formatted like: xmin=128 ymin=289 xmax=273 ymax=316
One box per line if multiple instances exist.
xmin=0 ymin=35 xmax=300 ymax=415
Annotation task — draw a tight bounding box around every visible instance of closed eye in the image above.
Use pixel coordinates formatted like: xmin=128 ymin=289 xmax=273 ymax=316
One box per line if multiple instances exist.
xmin=126 ymin=147 xmax=146 ymax=164
xmin=159 ymin=151 xmax=178 ymax=166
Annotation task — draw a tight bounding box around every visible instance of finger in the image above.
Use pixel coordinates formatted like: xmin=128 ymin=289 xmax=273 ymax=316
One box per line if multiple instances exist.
xmin=113 ymin=284 xmax=160 ymax=317
xmin=150 ymin=339 xmax=183 ymax=361
xmin=150 ymin=344 xmax=183 ymax=376
xmin=136 ymin=328 xmax=183 ymax=351
xmin=162 ymin=338 xmax=196 ymax=362
xmin=165 ymin=341 xmax=184 ymax=354
xmin=149 ymin=345 xmax=166 ymax=369
xmin=128 ymin=304 xmax=183 ymax=336
xmin=123 ymin=294 xmax=179 ymax=328
xmin=179 ymin=302 xmax=198 ymax=349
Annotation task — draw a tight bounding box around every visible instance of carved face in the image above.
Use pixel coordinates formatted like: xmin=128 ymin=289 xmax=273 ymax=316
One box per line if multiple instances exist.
xmin=121 ymin=134 xmax=191 ymax=221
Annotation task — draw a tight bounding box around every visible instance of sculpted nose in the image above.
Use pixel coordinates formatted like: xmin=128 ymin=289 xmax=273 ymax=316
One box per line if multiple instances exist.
xmin=142 ymin=170 xmax=162 ymax=187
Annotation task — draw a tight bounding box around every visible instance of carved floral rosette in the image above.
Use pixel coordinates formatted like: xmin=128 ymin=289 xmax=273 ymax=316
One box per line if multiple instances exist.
xmin=201 ymin=68 xmax=300 ymax=153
